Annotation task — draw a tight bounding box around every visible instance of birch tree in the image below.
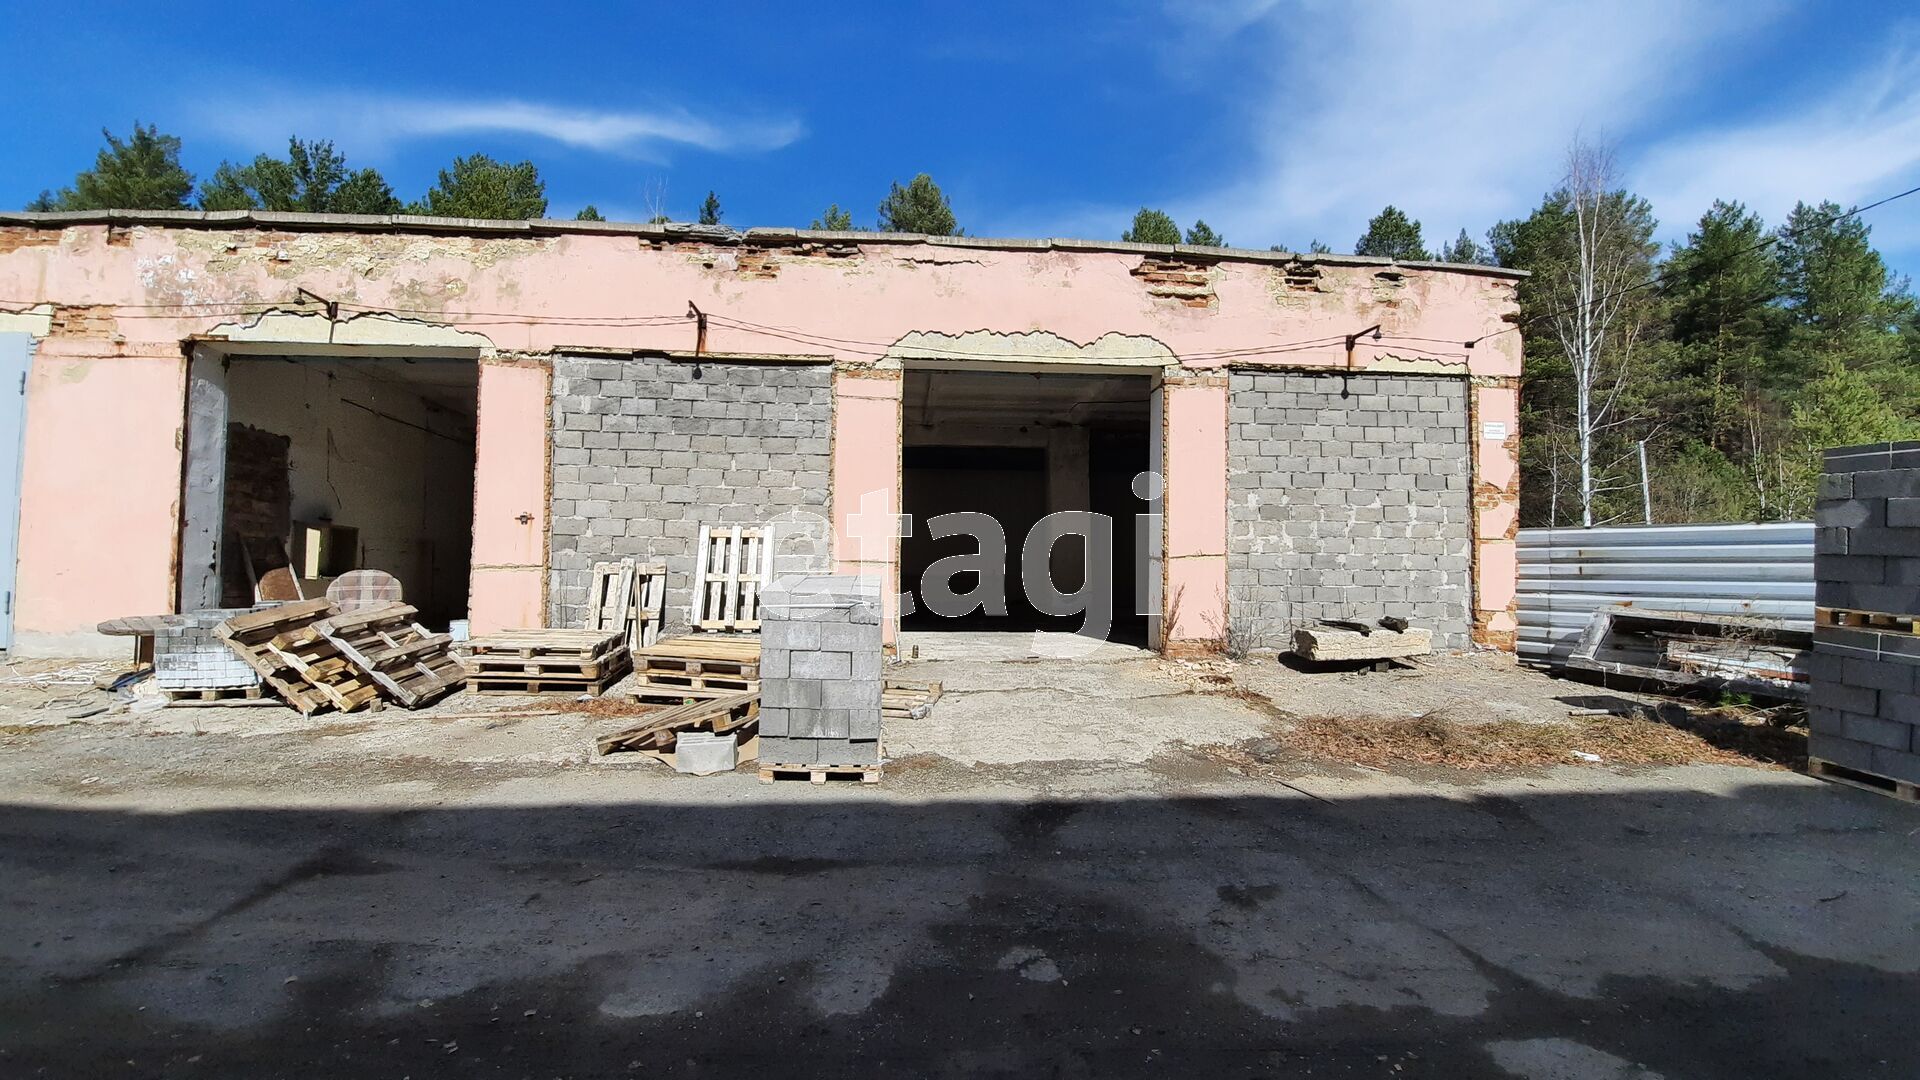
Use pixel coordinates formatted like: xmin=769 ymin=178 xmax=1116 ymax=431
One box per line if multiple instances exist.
xmin=1494 ymin=139 xmax=1660 ymax=526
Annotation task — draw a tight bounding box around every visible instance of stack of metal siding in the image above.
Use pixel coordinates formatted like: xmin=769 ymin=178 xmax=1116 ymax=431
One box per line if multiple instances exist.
xmin=1516 ymin=522 xmax=1815 ymax=666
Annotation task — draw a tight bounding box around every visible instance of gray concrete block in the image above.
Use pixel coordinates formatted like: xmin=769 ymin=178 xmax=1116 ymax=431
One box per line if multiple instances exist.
xmin=1818 ymin=678 xmax=1880 ymax=716
xmin=1872 ymin=745 xmax=1920 ymax=785
xmin=1838 ymin=711 xmax=1914 ymax=751
xmin=1808 ymin=731 xmax=1878 ymax=771
xmin=758 ymin=707 xmax=790 ymax=737
xmin=848 ymin=707 xmax=881 ymax=740
xmin=791 ymin=651 xmax=852 ymax=680
xmin=813 ymin=739 xmax=881 ymax=766
xmin=1843 ymin=657 xmax=1913 ymax=694
xmin=762 ymin=680 xmax=822 ymax=710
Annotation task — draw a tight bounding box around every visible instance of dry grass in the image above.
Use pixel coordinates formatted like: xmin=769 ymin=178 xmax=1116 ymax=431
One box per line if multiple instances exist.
xmin=1218 ymin=705 xmax=1805 ymax=773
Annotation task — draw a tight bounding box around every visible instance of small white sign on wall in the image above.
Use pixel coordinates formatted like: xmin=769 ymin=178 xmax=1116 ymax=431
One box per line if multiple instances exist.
xmin=1481 ymin=420 xmax=1509 ymax=441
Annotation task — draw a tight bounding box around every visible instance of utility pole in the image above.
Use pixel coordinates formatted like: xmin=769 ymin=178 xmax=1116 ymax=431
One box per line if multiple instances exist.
xmin=1637 ymin=439 xmax=1652 ymax=525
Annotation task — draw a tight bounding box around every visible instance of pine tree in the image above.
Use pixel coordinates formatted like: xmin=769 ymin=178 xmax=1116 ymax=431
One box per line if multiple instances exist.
xmin=1440 ymin=228 xmax=1488 ymax=264
xmin=198 ymin=137 xmax=399 ymax=214
xmin=47 ymin=123 xmax=194 ymax=210
xmin=877 ymin=174 xmax=958 ymax=235
xmin=1122 ymin=208 xmax=1181 ymax=245
xmin=1355 ymin=205 xmax=1429 ymax=260
xmin=575 ymin=205 xmax=605 ymax=221
xmin=698 ymin=190 xmax=722 ymax=226
xmin=1184 ymin=220 xmax=1226 ymax=247
xmin=414 ymin=155 xmax=547 ymax=220
xmin=810 ymin=204 xmax=854 ymax=230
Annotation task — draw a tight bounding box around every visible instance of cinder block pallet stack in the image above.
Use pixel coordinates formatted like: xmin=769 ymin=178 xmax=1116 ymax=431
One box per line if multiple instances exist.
xmin=1810 ymin=441 xmax=1920 ymax=800
xmin=155 ymin=607 xmax=269 ymax=701
xmin=757 ymin=575 xmax=884 ymax=783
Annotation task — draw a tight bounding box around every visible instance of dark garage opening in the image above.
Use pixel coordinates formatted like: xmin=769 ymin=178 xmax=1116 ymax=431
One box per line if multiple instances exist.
xmin=900 ymin=369 xmax=1151 ymax=644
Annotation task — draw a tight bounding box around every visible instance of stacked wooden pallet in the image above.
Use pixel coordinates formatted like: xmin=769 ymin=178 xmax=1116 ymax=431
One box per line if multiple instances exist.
xmin=464 ymin=629 xmax=632 ymax=696
xmin=215 ymin=600 xmax=382 ymax=715
xmin=315 ymin=604 xmax=465 ymax=708
xmin=630 ymin=635 xmax=760 ymax=704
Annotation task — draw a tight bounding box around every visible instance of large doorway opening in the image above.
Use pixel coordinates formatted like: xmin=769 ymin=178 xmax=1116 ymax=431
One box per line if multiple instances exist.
xmin=900 ymin=369 xmax=1152 ymax=645
xmin=195 ymin=353 xmax=478 ymax=629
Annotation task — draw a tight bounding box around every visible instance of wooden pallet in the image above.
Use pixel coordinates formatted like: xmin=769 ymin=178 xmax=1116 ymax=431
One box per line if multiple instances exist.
xmin=881 ymin=679 xmax=943 ymax=720
xmin=214 ymin=600 xmax=370 ymax=715
xmin=631 ymin=682 xmax=761 ymax=706
xmin=596 ymin=690 xmax=758 ymax=754
xmin=162 ymin=685 xmax=266 ymax=703
xmin=758 ymin=763 xmax=882 ymax=785
xmin=468 ymin=650 xmax=633 ymax=697
xmin=468 ymin=628 xmax=626 ymax=661
xmin=467 ymin=650 xmax=630 ymax=678
xmin=587 ymin=560 xmax=666 ymax=650
xmin=315 ymin=603 xmax=465 ymax=709
xmin=692 ymin=525 xmax=772 ymax=632
xmin=267 ymin=622 xmax=384 ymax=713
xmin=1816 ymin=607 xmax=1920 ymax=635
xmin=1809 ymin=758 xmax=1920 ymax=803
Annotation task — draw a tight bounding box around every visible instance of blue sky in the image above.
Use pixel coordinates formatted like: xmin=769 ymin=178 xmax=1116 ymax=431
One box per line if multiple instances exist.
xmin=4 ymin=0 xmax=1918 ymax=277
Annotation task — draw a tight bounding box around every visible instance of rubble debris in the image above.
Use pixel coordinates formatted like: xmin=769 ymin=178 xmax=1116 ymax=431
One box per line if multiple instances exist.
xmin=1567 ymin=606 xmax=1808 ymax=700
xmin=1291 ymin=625 xmax=1433 ymax=663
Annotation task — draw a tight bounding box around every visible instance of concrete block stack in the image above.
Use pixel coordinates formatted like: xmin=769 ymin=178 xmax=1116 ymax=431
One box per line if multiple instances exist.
xmin=757 ymin=575 xmax=884 ymax=768
xmin=1810 ymin=441 xmax=1920 ymax=786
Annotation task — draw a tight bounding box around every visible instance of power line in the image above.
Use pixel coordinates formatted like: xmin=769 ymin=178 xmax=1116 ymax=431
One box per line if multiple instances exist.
xmin=1465 ymin=181 xmax=1920 ymax=347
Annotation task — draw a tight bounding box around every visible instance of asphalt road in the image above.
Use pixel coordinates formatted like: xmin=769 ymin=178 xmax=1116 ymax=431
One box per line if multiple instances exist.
xmin=3 ymin=756 xmax=1916 ymax=1078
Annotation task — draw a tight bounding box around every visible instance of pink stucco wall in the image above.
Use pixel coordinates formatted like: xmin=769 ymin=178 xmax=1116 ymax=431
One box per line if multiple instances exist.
xmin=0 ymin=219 xmax=1522 ymax=654
xmin=831 ymin=371 xmax=903 ymax=642
xmin=1162 ymin=378 xmax=1229 ymax=649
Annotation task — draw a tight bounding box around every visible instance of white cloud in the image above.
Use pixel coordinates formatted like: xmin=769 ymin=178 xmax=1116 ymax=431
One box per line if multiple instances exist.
xmin=192 ymin=91 xmax=803 ymax=160
xmin=1631 ymin=39 xmax=1920 ymax=250
xmin=1161 ymin=0 xmax=1779 ymax=250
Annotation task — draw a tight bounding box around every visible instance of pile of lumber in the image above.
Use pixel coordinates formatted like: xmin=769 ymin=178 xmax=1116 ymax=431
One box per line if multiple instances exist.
xmin=464 ymin=628 xmax=632 ymax=696
xmin=595 ymin=691 xmax=759 ymax=756
xmin=630 ymin=634 xmax=760 ymax=704
xmin=214 ymin=599 xmax=462 ymax=714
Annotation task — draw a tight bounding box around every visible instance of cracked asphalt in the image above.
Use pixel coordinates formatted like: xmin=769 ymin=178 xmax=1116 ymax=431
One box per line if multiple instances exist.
xmin=1 ymin=649 xmax=1916 ymax=1078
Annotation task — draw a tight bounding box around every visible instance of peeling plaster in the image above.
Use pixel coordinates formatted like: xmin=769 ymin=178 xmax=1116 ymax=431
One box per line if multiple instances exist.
xmin=202 ymin=310 xmax=495 ymax=350
xmin=881 ymin=329 xmax=1176 ymax=369
xmin=0 ymin=302 xmax=53 ymax=337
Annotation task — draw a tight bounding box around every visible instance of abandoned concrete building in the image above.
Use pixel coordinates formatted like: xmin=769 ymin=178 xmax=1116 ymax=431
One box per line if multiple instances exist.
xmin=0 ymin=211 xmax=1524 ymax=658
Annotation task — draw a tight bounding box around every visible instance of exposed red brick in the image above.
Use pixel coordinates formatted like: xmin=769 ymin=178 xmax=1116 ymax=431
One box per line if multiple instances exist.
xmin=1131 ymin=258 xmax=1216 ymax=308
xmin=0 ymin=228 xmax=61 ymax=255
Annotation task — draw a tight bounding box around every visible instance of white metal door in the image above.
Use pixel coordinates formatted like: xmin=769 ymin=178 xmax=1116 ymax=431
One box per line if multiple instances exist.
xmin=0 ymin=333 xmax=29 ymax=651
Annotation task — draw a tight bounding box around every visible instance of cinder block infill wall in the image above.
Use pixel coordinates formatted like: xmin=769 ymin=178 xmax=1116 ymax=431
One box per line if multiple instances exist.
xmin=546 ymin=356 xmax=834 ymax=631
xmin=1227 ymin=371 xmax=1473 ymax=650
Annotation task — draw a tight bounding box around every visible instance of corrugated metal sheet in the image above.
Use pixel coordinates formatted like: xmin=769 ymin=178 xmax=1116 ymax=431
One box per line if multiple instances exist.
xmin=1516 ymin=522 xmax=1814 ymax=665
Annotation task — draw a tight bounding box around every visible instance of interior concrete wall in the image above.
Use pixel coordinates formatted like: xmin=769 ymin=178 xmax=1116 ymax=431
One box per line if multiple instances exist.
xmin=225 ymin=357 xmax=477 ymax=625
